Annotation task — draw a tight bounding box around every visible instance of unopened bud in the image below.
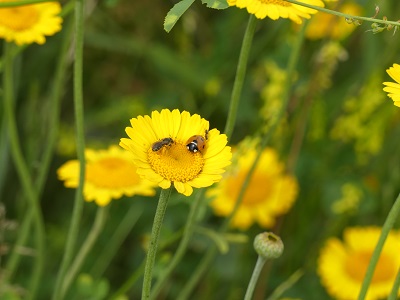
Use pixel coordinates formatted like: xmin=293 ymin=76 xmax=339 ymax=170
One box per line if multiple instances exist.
xmin=253 ymin=232 xmax=284 ymax=260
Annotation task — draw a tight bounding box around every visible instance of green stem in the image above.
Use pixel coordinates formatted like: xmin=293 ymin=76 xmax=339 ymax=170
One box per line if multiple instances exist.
xmin=5 ymin=18 xmax=73 ymax=283
xmin=266 ymin=269 xmax=303 ymax=300
xmin=90 ymin=204 xmax=143 ymax=277
xmin=357 ymin=192 xmax=400 ymax=300
xmin=178 ymin=21 xmax=307 ymax=300
xmin=60 ymin=207 xmax=108 ymax=298
xmin=52 ymin=1 xmax=86 ymax=299
xmin=110 ymin=260 xmax=146 ymax=300
xmin=3 ymin=42 xmax=46 ymax=300
xmin=388 ymin=267 xmax=400 ymax=300
xmin=244 ymin=256 xmax=266 ymax=300
xmin=150 ymin=190 xmax=205 ymax=299
xmin=0 ymin=0 xmax=57 ymax=7
xmin=177 ymin=247 xmax=217 ymax=300
xmin=224 ymin=14 xmax=257 ymax=140
xmin=110 ymin=227 xmax=184 ymax=299
xmin=285 ymin=0 xmax=400 ymax=27
xmin=141 ymin=187 xmax=173 ymax=300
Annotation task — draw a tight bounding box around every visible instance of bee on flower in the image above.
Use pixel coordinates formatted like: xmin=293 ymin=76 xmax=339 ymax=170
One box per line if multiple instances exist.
xmin=120 ymin=109 xmax=232 ymax=196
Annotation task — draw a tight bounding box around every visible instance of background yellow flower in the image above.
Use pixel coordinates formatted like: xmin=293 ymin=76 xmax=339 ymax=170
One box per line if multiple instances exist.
xmin=208 ymin=147 xmax=298 ymax=230
xmin=318 ymin=227 xmax=400 ymax=300
xmin=57 ymin=146 xmax=156 ymax=206
xmin=0 ymin=1 xmax=62 ymax=45
xmin=120 ymin=109 xmax=232 ymax=196
xmin=305 ymin=2 xmax=362 ymax=40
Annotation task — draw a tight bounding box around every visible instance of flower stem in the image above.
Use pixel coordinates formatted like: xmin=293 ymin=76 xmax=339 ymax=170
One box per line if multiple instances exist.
xmin=178 ymin=21 xmax=307 ymax=299
xmin=52 ymin=1 xmax=86 ymax=299
xmin=142 ymin=186 xmax=173 ymax=300
xmin=357 ymin=192 xmax=400 ymax=300
xmin=0 ymin=0 xmax=56 ymax=8
xmin=5 ymin=18 xmax=73 ymax=285
xmin=177 ymin=247 xmax=217 ymax=300
xmin=266 ymin=269 xmax=303 ymax=300
xmin=90 ymin=204 xmax=143 ymax=277
xmin=60 ymin=206 xmax=108 ymax=298
xmin=244 ymin=256 xmax=266 ymax=300
xmin=3 ymin=41 xmax=46 ymax=300
xmin=388 ymin=267 xmax=400 ymax=300
xmin=224 ymin=14 xmax=257 ymax=140
xmin=285 ymin=0 xmax=400 ymax=27
xmin=150 ymin=189 xmax=205 ymax=299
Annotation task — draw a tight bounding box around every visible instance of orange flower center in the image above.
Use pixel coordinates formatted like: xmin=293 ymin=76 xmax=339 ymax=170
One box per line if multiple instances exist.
xmin=86 ymin=157 xmax=141 ymax=189
xmin=147 ymin=142 xmax=204 ymax=183
xmin=259 ymin=0 xmax=291 ymax=7
xmin=345 ymin=250 xmax=396 ymax=284
xmin=0 ymin=2 xmax=39 ymax=31
xmin=225 ymin=170 xmax=272 ymax=206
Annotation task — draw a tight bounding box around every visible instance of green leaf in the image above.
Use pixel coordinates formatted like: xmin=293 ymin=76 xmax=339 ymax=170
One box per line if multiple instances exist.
xmin=164 ymin=0 xmax=196 ymax=33
xmin=201 ymin=0 xmax=229 ymax=9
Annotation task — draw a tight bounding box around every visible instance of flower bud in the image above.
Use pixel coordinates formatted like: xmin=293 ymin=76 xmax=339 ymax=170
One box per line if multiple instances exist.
xmin=253 ymin=232 xmax=284 ymax=260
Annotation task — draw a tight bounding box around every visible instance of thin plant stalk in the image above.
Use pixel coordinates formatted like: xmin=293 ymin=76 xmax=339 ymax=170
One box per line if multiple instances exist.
xmin=357 ymin=192 xmax=400 ymax=300
xmin=224 ymin=14 xmax=257 ymax=140
xmin=52 ymin=1 xmax=86 ymax=299
xmin=3 ymin=41 xmax=46 ymax=300
xmin=0 ymin=0 xmax=57 ymax=7
xmin=110 ymin=260 xmax=146 ymax=300
xmin=388 ymin=267 xmax=400 ymax=300
xmin=244 ymin=256 xmax=266 ymax=300
xmin=142 ymin=186 xmax=173 ymax=300
xmin=5 ymin=18 xmax=74 ymax=283
xmin=177 ymin=21 xmax=307 ymax=300
xmin=60 ymin=206 xmax=109 ymax=298
xmin=284 ymin=0 xmax=400 ymax=28
xmin=149 ymin=189 xmax=205 ymax=299
xmin=90 ymin=204 xmax=143 ymax=277
xmin=266 ymin=269 xmax=303 ymax=300
xmin=111 ymin=226 xmax=184 ymax=299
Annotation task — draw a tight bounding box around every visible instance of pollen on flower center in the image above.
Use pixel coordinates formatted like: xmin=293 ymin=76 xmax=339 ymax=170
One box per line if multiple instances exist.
xmin=260 ymin=0 xmax=291 ymax=7
xmin=0 ymin=4 xmax=39 ymax=31
xmin=147 ymin=142 xmax=205 ymax=183
xmin=345 ymin=251 xmax=395 ymax=283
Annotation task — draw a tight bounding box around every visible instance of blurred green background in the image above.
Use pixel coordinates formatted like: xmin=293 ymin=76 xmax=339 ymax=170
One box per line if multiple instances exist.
xmin=2 ymin=0 xmax=400 ymax=299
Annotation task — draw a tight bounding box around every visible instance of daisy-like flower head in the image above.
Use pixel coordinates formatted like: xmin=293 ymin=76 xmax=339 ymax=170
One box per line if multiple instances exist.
xmin=119 ymin=109 xmax=232 ymax=196
xmin=0 ymin=0 xmax=62 ymax=46
xmin=207 ymin=146 xmax=298 ymax=230
xmin=228 ymin=0 xmax=324 ymax=24
xmin=318 ymin=227 xmax=400 ymax=300
xmin=383 ymin=63 xmax=400 ymax=107
xmin=57 ymin=146 xmax=156 ymax=206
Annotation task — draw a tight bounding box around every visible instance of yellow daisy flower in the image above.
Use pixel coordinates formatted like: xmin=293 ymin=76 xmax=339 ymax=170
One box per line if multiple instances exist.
xmin=383 ymin=63 xmax=400 ymax=107
xmin=305 ymin=2 xmax=362 ymax=40
xmin=207 ymin=147 xmax=298 ymax=230
xmin=119 ymin=109 xmax=232 ymax=196
xmin=0 ymin=0 xmax=62 ymax=45
xmin=318 ymin=227 xmax=400 ymax=300
xmin=227 ymin=0 xmax=324 ymax=24
xmin=57 ymin=146 xmax=156 ymax=206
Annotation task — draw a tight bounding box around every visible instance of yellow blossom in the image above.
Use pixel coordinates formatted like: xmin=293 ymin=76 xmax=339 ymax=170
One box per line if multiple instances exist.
xmin=120 ymin=109 xmax=232 ymax=196
xmin=318 ymin=227 xmax=400 ymax=300
xmin=57 ymin=146 xmax=156 ymax=206
xmin=0 ymin=0 xmax=62 ymax=45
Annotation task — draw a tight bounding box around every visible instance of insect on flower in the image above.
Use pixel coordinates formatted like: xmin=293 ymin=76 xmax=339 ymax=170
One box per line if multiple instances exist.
xmin=186 ymin=130 xmax=208 ymax=153
xmin=152 ymin=138 xmax=174 ymax=152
